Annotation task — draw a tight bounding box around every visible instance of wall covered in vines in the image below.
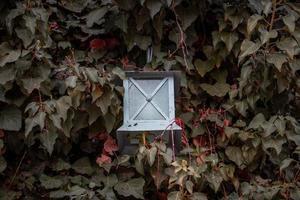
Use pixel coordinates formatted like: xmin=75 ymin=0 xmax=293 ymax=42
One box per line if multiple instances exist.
xmin=0 ymin=0 xmax=299 ymax=199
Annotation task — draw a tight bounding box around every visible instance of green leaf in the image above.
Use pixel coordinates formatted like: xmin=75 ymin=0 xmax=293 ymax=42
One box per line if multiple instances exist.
xmin=177 ymin=6 xmax=198 ymax=30
xmin=84 ymin=7 xmax=108 ymax=27
xmin=39 ymin=174 xmax=63 ymax=189
xmin=200 ymin=82 xmax=230 ymax=97
xmin=0 ymin=42 xmax=21 ymax=67
xmin=49 ymin=190 xmax=67 ymax=199
xmin=185 ymin=180 xmax=193 ymax=194
xmin=0 ymin=156 xmax=7 ymax=173
xmin=259 ymin=28 xmax=277 ymax=44
xmin=51 ymin=159 xmax=71 ymax=171
xmin=225 ymin=146 xmax=244 ymax=168
xmin=72 ymin=157 xmax=94 ymax=175
xmin=239 ymin=40 xmax=260 ymax=63
xmin=25 ymin=112 xmax=46 ymax=137
xmin=23 ymin=15 xmax=36 ymax=34
xmin=86 ymin=104 xmax=102 ymax=125
xmin=248 ymin=113 xmax=265 ymax=129
xmin=40 ymin=130 xmax=58 ymax=155
xmin=146 ymin=0 xmax=162 ymax=19
xmin=280 ymin=158 xmax=294 ymax=172
xmin=0 ymin=106 xmax=22 ymax=131
xmin=261 ymin=121 xmax=277 ymax=137
xmin=0 ymin=65 xmax=16 ymax=84
xmin=262 ymin=137 xmax=286 ymax=154
xmin=147 ymin=146 xmax=157 ymax=166
xmin=59 ymin=0 xmax=89 ymax=13
xmin=220 ymin=32 xmax=239 ymax=52
xmin=206 ymin=171 xmax=223 ymax=192
xmin=114 ymin=178 xmax=145 ymax=199
xmin=190 ymin=192 xmax=207 ymax=200
xmin=21 ymin=64 xmax=51 ymax=94
xmin=104 ymin=112 xmax=116 ymax=133
xmin=247 ymin=14 xmax=262 ymax=35
xmin=161 ymin=148 xmax=173 ymax=165
xmin=115 ymin=13 xmax=129 ymax=33
xmin=266 ymin=53 xmax=287 ymax=71
xmin=276 ymin=37 xmax=297 ymax=59
xmin=167 ymin=191 xmax=180 ymax=200
xmin=194 ymin=59 xmax=214 ymax=77
xmin=283 ymin=14 xmax=296 ymax=33
xmin=289 ymin=59 xmax=300 ymax=75
xmin=15 ymin=28 xmax=34 ymax=48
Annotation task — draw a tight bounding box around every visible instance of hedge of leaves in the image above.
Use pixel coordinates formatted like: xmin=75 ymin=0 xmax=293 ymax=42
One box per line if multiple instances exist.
xmin=0 ymin=0 xmax=300 ymax=199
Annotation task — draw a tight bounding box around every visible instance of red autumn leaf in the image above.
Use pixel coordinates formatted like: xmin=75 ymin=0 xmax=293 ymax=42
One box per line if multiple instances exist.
xmin=105 ymin=38 xmax=119 ymax=50
xmin=49 ymin=22 xmax=59 ymax=30
xmin=223 ymin=119 xmax=231 ymax=127
xmin=103 ymin=136 xmax=118 ymax=155
xmin=0 ymin=129 xmax=4 ymax=138
xmin=175 ymin=118 xmax=188 ymax=146
xmin=196 ymin=153 xmax=206 ymax=165
xmin=157 ymin=191 xmax=168 ymax=200
xmin=90 ymin=39 xmax=106 ymax=50
xmin=193 ymin=136 xmax=207 ymax=147
xmin=97 ymin=132 xmax=108 ymax=140
xmin=96 ymin=154 xmax=111 ymax=165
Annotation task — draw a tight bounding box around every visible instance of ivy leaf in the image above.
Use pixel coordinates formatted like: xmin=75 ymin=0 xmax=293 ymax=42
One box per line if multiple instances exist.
xmin=146 ymin=0 xmax=162 ymax=19
xmin=0 ymin=106 xmax=22 ymax=131
xmin=266 ymin=53 xmax=287 ymax=71
xmin=276 ymin=37 xmax=297 ymax=59
xmin=0 ymin=156 xmax=7 ymax=173
xmin=283 ymin=14 xmax=296 ymax=33
xmin=15 ymin=28 xmax=34 ymax=48
xmin=289 ymin=59 xmax=300 ymax=75
xmin=72 ymin=157 xmax=94 ymax=175
xmin=51 ymin=159 xmax=71 ymax=171
xmin=261 ymin=121 xmax=277 ymax=137
xmin=115 ymin=13 xmax=129 ymax=33
xmin=259 ymin=28 xmax=277 ymax=44
xmin=25 ymin=112 xmax=46 ymax=137
xmin=194 ymin=59 xmax=214 ymax=77
xmin=220 ymin=32 xmax=239 ymax=52
xmin=23 ymin=15 xmax=36 ymax=34
xmin=247 ymin=14 xmax=262 ymax=35
xmin=167 ymin=191 xmax=180 ymax=200
xmin=59 ymin=0 xmax=90 ymax=13
xmin=206 ymin=171 xmax=223 ymax=192
xmin=0 ymin=65 xmax=16 ymax=85
xmin=176 ymin=6 xmax=198 ymax=30
xmin=104 ymin=113 xmax=116 ymax=133
xmin=114 ymin=178 xmax=145 ymax=199
xmin=190 ymin=192 xmax=207 ymax=200
xmin=200 ymin=82 xmax=230 ymax=97
xmin=147 ymin=146 xmax=157 ymax=166
xmin=0 ymin=42 xmax=21 ymax=67
xmin=239 ymin=39 xmax=260 ymax=63
xmin=84 ymin=7 xmax=108 ymax=28
xmin=280 ymin=158 xmax=294 ymax=172
xmin=49 ymin=190 xmax=67 ymax=199
xmin=40 ymin=130 xmax=58 ymax=155
xmin=262 ymin=137 xmax=286 ymax=154
xmin=21 ymin=64 xmax=51 ymax=94
xmin=39 ymin=174 xmax=63 ymax=189
xmin=225 ymin=146 xmax=244 ymax=168
xmin=248 ymin=113 xmax=265 ymax=130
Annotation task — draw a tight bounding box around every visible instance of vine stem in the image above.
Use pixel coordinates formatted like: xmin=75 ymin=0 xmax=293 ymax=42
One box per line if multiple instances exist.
xmin=8 ymin=151 xmax=27 ymax=189
xmin=269 ymin=0 xmax=277 ymax=32
xmin=170 ymin=0 xmax=190 ymax=71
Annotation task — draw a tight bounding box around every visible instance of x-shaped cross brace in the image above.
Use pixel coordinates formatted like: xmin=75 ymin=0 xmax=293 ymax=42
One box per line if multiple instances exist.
xmin=129 ymin=77 xmax=168 ymax=120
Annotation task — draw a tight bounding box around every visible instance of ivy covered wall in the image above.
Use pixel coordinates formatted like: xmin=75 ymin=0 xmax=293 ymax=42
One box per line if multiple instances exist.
xmin=0 ymin=0 xmax=299 ymax=199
